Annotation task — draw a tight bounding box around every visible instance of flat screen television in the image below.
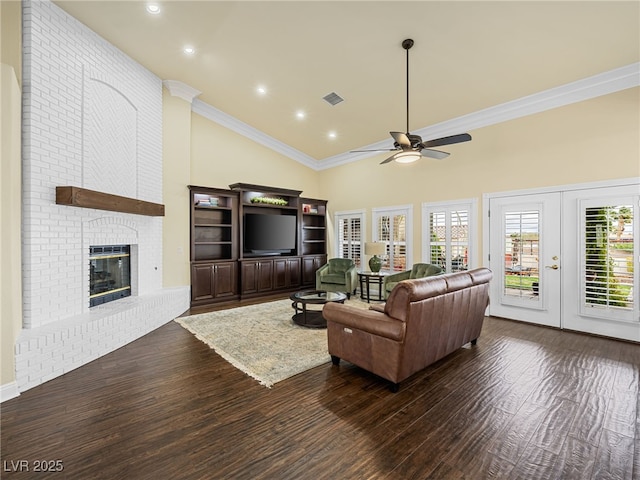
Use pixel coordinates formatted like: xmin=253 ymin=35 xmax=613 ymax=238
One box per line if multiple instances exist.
xmin=244 ymin=213 xmax=297 ymax=255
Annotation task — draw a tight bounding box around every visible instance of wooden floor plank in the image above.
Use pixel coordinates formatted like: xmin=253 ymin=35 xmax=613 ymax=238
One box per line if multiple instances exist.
xmin=1 ymin=313 xmax=638 ymax=480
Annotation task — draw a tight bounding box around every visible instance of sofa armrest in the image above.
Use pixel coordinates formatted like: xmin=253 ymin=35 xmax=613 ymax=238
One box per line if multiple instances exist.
xmin=323 ymin=303 xmax=405 ymax=341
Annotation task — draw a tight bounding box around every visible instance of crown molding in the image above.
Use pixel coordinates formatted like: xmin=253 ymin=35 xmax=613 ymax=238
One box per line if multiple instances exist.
xmin=163 ymin=80 xmax=201 ymax=103
xmin=191 ymin=99 xmax=318 ymax=169
xmin=181 ymin=63 xmax=638 ymax=171
xmin=316 ymin=62 xmax=640 ymax=171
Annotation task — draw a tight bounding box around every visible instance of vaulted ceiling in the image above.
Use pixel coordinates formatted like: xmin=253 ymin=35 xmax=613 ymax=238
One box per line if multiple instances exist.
xmin=54 ymin=1 xmax=640 ymax=167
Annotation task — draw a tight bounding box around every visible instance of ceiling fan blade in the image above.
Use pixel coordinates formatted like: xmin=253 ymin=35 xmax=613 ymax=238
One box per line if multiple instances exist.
xmin=422 ymin=133 xmax=472 ymax=148
xmin=421 ymin=149 xmax=450 ymax=160
xmin=380 ymin=154 xmax=396 ymax=165
xmin=390 ymin=131 xmax=411 ymax=147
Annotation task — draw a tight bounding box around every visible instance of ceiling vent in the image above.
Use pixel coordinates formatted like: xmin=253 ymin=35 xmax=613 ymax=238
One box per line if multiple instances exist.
xmin=322 ymin=92 xmax=344 ymax=106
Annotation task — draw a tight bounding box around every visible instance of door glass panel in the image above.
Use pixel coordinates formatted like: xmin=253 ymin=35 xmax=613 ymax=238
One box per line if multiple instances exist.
xmin=584 ymin=205 xmax=634 ymax=311
xmin=504 ymin=210 xmax=540 ymax=300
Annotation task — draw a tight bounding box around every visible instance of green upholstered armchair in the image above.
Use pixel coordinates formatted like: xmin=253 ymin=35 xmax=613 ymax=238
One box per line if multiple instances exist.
xmin=316 ymin=258 xmax=358 ymax=299
xmin=382 ymin=263 xmax=443 ymax=299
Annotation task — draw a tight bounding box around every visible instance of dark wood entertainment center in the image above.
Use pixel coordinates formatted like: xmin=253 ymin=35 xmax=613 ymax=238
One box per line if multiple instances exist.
xmin=189 ymin=183 xmax=327 ymax=306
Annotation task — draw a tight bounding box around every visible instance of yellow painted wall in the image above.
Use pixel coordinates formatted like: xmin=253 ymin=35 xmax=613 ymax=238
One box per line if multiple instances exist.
xmin=1 ymin=0 xmax=21 ymax=85
xmin=319 ymin=87 xmax=640 ymax=262
xmin=190 ymin=113 xmax=321 ymax=198
xmin=1 ymin=1 xmax=22 ymax=390
xmin=162 ymin=90 xmax=192 ymax=287
xmin=0 ymin=63 xmax=22 ymax=387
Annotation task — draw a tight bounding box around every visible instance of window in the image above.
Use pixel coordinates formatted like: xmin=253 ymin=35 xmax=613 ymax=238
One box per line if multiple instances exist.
xmin=422 ymin=199 xmax=477 ymax=273
xmin=373 ymin=205 xmax=413 ymax=272
xmin=334 ymin=210 xmax=365 ymax=269
xmin=503 ymin=209 xmax=540 ymax=299
xmin=583 ymin=203 xmax=634 ymax=314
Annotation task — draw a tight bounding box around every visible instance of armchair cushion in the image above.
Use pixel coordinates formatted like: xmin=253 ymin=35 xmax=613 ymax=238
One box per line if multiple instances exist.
xmin=410 ymin=263 xmax=442 ymax=279
xmin=327 ymin=258 xmax=354 ymax=275
xmin=383 ymin=263 xmax=443 ymax=299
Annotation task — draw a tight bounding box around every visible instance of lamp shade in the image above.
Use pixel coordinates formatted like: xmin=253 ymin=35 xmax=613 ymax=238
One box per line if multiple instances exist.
xmin=365 ymin=242 xmax=385 ymax=256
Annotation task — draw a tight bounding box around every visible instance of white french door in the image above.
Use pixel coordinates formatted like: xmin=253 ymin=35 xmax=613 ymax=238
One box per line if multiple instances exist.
xmin=562 ymin=185 xmax=639 ymax=341
xmin=487 ymin=181 xmax=639 ymax=342
xmin=488 ymin=193 xmax=562 ymax=328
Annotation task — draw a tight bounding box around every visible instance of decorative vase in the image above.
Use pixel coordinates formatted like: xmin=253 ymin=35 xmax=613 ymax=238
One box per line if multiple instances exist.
xmin=369 ymin=255 xmax=382 ymax=273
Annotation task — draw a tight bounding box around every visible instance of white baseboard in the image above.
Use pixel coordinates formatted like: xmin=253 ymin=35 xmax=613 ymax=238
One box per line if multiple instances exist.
xmin=1 ymin=381 xmax=20 ymax=403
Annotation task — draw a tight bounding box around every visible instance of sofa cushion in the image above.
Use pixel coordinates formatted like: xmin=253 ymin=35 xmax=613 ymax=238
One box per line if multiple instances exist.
xmin=443 ymin=271 xmax=473 ymax=293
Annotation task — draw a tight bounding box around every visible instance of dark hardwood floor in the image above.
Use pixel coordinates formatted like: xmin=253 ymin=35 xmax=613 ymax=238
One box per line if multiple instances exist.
xmin=2 ymin=298 xmax=639 ymax=479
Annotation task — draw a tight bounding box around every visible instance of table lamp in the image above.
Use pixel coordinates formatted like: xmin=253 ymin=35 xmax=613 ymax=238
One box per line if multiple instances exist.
xmin=365 ymin=242 xmax=385 ymax=273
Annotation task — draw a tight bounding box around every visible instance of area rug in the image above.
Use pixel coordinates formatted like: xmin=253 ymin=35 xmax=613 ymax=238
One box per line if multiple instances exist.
xmin=175 ymin=297 xmax=371 ymax=388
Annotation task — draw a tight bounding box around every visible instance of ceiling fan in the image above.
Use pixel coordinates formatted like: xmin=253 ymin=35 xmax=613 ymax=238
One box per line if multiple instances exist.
xmin=352 ymin=39 xmax=472 ymax=165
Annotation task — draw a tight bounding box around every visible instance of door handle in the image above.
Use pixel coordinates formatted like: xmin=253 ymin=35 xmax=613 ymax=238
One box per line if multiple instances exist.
xmin=545 ymin=264 xmax=559 ymax=270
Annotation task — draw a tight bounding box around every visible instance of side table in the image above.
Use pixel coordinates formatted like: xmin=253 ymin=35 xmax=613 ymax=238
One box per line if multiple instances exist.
xmin=358 ymin=271 xmax=389 ymax=303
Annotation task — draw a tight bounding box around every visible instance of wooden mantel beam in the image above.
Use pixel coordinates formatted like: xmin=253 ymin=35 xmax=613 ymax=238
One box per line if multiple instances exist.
xmin=56 ymin=186 xmax=165 ymax=217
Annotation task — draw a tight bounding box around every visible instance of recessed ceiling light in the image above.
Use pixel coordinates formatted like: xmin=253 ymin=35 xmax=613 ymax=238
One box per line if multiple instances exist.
xmin=296 ymin=111 xmax=306 ymax=120
xmin=328 ymin=131 xmax=337 ymax=139
xmin=183 ymin=46 xmax=195 ymax=55
xmin=146 ymin=3 xmax=160 ymax=14
xmin=256 ymin=86 xmax=267 ymax=95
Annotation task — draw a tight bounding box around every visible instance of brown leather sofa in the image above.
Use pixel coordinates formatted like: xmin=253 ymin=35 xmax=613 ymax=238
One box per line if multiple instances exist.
xmin=323 ymin=267 xmax=492 ymax=391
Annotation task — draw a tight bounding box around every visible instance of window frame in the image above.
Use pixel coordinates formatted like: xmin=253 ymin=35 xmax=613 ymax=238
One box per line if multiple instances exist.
xmin=334 ymin=209 xmax=366 ymax=269
xmin=372 ymin=204 xmax=413 ymax=272
xmin=421 ymin=198 xmax=478 ymax=273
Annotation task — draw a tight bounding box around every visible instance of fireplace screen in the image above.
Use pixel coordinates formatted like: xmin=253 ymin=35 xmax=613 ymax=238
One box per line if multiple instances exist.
xmin=89 ymin=245 xmax=131 ymax=307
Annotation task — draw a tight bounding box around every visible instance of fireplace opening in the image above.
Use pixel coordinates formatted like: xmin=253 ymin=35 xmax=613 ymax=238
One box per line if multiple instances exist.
xmin=90 ymin=245 xmax=131 ymax=307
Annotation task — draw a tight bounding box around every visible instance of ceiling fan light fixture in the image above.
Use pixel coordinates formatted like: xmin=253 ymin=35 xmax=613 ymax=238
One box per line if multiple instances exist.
xmin=394 ymin=151 xmax=421 ymax=164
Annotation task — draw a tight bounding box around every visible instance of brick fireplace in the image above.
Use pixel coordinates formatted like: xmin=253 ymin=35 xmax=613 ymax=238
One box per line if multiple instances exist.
xmin=16 ymin=0 xmax=189 ymax=393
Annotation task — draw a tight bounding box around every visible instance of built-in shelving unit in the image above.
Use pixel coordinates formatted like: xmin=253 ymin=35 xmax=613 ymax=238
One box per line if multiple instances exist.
xmin=300 ymin=198 xmax=327 ymax=256
xmin=189 ymin=186 xmax=239 ymax=305
xmin=188 ymin=184 xmax=327 ymax=306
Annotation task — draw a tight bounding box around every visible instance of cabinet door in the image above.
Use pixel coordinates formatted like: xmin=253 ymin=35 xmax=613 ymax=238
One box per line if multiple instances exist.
xmin=274 ymin=257 xmax=302 ymax=289
xmin=288 ymin=257 xmax=301 ymax=288
xmin=241 ymin=261 xmax=259 ymax=294
xmin=257 ymin=260 xmax=273 ymax=292
xmin=191 ymin=264 xmax=214 ymax=302
xmin=273 ymin=258 xmax=288 ymax=289
xmin=213 ymin=262 xmax=237 ymax=298
xmin=241 ymin=260 xmax=273 ymax=294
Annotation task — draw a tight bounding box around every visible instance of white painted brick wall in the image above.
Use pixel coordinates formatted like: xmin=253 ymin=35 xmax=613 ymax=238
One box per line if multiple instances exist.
xmin=18 ymin=0 xmax=190 ymax=393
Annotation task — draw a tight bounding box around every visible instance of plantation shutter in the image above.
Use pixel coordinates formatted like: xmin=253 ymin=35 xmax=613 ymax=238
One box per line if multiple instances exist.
xmin=336 ymin=212 xmax=363 ymax=268
xmin=503 ymin=210 xmax=540 ymax=299
xmin=373 ymin=206 xmax=412 ymax=272
xmin=424 ymin=201 xmax=475 ymax=273
xmin=583 ymin=203 xmax=634 ymax=318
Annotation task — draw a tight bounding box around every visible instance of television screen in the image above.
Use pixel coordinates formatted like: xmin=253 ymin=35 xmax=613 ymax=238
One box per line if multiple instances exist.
xmin=244 ymin=213 xmax=296 ymax=254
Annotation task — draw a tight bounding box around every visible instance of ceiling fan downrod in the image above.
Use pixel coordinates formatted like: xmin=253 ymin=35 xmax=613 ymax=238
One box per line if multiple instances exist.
xmin=402 ymin=38 xmax=414 ymax=134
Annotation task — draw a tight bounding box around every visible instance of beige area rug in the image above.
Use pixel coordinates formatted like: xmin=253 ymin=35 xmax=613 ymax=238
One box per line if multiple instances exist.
xmin=175 ymin=297 xmax=371 ymax=388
